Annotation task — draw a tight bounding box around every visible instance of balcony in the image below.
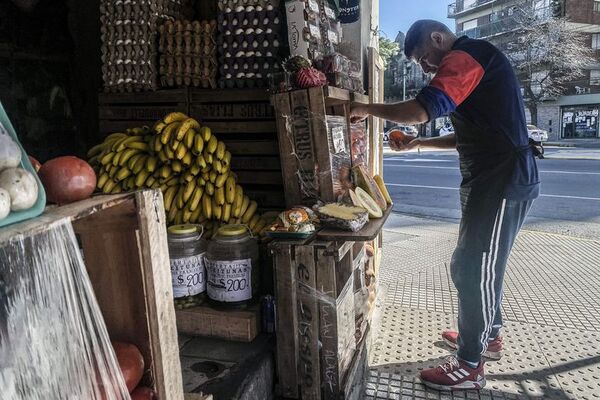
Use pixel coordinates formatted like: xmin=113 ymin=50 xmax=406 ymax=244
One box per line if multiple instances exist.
xmin=448 ymin=0 xmax=500 ymax=17
xmin=456 ymin=6 xmax=552 ymax=39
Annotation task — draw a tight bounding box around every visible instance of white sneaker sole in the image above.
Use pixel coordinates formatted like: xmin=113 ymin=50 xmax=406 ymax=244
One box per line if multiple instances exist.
xmin=421 ymin=377 xmax=487 ymax=391
xmin=443 ymin=338 xmax=502 ymax=360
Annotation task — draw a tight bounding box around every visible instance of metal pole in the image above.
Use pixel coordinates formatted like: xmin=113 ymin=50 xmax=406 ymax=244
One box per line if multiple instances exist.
xmin=402 ymin=62 xmax=406 ymax=101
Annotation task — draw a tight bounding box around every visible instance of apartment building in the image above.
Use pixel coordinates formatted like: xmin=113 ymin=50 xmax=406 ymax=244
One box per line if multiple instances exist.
xmin=448 ymin=0 xmax=600 ymax=140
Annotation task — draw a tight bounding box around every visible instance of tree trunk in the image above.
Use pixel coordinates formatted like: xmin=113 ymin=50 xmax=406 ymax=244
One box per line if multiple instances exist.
xmin=527 ymin=103 xmax=538 ymax=126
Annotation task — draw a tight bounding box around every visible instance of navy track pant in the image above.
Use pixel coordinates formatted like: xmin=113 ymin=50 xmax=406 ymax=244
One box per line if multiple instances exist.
xmin=451 ymin=197 xmax=533 ymax=364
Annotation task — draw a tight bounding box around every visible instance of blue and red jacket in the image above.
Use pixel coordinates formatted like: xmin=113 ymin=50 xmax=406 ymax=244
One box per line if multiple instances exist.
xmin=416 ymin=36 xmax=540 ymax=202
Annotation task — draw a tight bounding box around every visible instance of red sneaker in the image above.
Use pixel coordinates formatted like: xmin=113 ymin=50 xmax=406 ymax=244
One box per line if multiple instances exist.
xmin=420 ymin=356 xmax=486 ymax=391
xmin=442 ymin=331 xmax=503 ymax=360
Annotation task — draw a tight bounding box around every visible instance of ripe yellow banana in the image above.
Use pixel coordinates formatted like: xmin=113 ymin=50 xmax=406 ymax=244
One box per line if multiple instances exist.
xmin=171 ymin=139 xmax=181 ymax=151
xmin=103 ymin=179 xmax=117 ymax=194
xmin=100 ymin=151 xmax=115 ymax=165
xmin=87 ymin=143 xmax=107 ymax=159
xmin=164 ymin=186 xmax=178 ymax=211
xmin=242 ymin=201 xmax=258 ymax=224
xmin=127 ymin=153 xmax=143 ymax=170
xmin=203 ymin=149 xmax=213 ymax=164
xmin=176 ymin=186 xmax=186 ymax=209
xmin=182 ymin=208 xmax=193 ymax=223
xmin=158 ymin=150 xmax=169 ymax=163
xmin=164 ymin=144 xmax=175 ymax=160
xmin=165 ymin=176 xmax=179 ymax=187
xmin=116 ymin=167 xmax=132 ymax=181
xmin=205 ymin=181 xmax=215 ymax=196
xmin=97 ymin=173 xmax=110 ymax=190
xmin=239 ymin=195 xmax=250 ymax=218
xmin=253 ymin=218 xmax=267 ymax=235
xmin=213 ymin=159 xmax=223 ymax=174
xmin=209 ymin=170 xmax=217 ymax=183
xmin=175 ymin=210 xmax=184 ymax=225
xmin=215 ymin=171 xmax=228 ymax=188
xmin=190 ymin=202 xmax=203 ymax=223
xmin=200 ymin=126 xmax=211 ymax=142
xmin=374 ymin=175 xmax=393 ymax=205
xmin=248 ymin=214 xmax=260 ymax=230
xmin=213 ymin=197 xmax=222 ymax=220
xmin=160 ymin=122 xmax=181 ymax=144
xmin=207 ymin=135 xmax=218 ymax=154
xmin=153 ymin=120 xmax=167 ymax=134
xmin=215 ymin=186 xmax=225 ymax=206
xmin=184 ymin=128 xmax=196 ymax=148
xmin=183 ymin=180 xmax=195 ymax=203
xmin=223 ymin=203 xmax=232 ymax=222
xmin=225 ymin=176 xmax=236 ymax=203
xmin=182 ymin=171 xmax=194 ymax=182
xmin=188 ymin=186 xmax=204 ymax=212
xmin=163 ymin=111 xmax=188 ymax=124
xmin=145 ymin=175 xmax=156 ymax=187
xmin=111 ymin=151 xmax=124 ymax=167
xmin=159 ymin=165 xmax=172 ymax=179
xmin=190 ymin=164 xmax=201 ymax=176
xmin=182 ymin=151 xmax=192 ymax=166
xmin=176 ymin=142 xmax=187 ymax=160
xmin=202 ymin=171 xmax=210 ymax=181
xmin=193 ymin=133 xmax=204 ymax=154
xmin=223 ymin=150 xmax=232 ymax=167
xmin=216 ymin=141 xmax=225 ymax=160
xmin=176 ymin=118 xmax=201 ymax=141
xmin=233 ymin=185 xmax=244 ymax=217
xmin=125 ymin=176 xmax=136 ymax=190
xmin=113 ymin=136 xmax=144 ymax=152
xmin=125 ymin=141 xmax=150 ymax=151
xmin=145 ymin=157 xmax=158 ymax=172
xmin=118 ymin=148 xmax=140 ymax=166
xmin=132 ymin=155 xmax=148 ymax=174
xmin=197 ymin=177 xmax=206 ymax=186
xmin=135 ymin=170 xmax=151 ymax=187
xmin=202 ymin=193 xmax=212 ymax=219
xmin=110 ymin=185 xmax=122 ymax=194
xmin=167 ymin=203 xmax=178 ymax=223
xmin=171 ymin=160 xmax=183 ymax=173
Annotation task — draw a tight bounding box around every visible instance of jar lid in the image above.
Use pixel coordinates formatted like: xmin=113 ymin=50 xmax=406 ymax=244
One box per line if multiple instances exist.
xmin=217 ymin=224 xmax=248 ymax=237
xmin=168 ymin=224 xmax=200 ymax=235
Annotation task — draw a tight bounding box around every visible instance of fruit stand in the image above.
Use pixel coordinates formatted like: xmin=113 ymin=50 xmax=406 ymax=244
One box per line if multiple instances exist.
xmin=0 ymin=0 xmax=384 ymax=399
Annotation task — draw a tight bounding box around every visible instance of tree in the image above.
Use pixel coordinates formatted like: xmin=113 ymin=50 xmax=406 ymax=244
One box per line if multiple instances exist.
xmin=501 ymin=4 xmax=595 ymax=125
xmin=379 ymin=35 xmax=400 ymax=67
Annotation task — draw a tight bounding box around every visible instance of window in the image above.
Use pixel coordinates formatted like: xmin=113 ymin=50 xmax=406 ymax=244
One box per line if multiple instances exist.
xmin=463 ymin=18 xmax=478 ymax=30
xmin=593 ymin=33 xmax=600 ymax=50
xmin=591 ymin=70 xmax=600 ymax=86
xmin=595 ymin=0 xmax=600 ymax=13
xmin=464 ymin=0 xmax=477 ymax=9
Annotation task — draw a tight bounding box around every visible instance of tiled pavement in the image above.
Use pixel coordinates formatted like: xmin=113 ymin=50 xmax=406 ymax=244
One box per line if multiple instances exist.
xmin=365 ymin=214 xmax=600 ymax=400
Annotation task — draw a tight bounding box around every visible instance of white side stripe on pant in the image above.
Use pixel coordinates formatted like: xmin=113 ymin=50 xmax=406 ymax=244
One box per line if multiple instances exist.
xmin=480 ymin=199 xmax=507 ymax=354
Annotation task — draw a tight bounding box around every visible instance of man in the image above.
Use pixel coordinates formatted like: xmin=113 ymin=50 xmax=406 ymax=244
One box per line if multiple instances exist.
xmin=351 ymin=20 xmax=539 ymax=391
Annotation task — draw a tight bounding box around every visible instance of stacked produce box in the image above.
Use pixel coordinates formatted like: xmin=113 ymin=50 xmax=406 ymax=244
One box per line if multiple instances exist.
xmin=217 ymin=0 xmax=284 ymax=89
xmin=100 ymin=0 xmax=191 ymax=92
xmin=158 ymin=20 xmax=218 ymax=88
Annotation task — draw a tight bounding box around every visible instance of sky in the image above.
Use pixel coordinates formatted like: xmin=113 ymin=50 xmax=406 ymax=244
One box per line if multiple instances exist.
xmin=379 ymin=0 xmax=455 ymax=41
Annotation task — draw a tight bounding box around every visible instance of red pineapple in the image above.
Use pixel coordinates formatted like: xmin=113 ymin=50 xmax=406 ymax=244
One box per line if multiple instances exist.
xmin=296 ymin=67 xmax=327 ymax=89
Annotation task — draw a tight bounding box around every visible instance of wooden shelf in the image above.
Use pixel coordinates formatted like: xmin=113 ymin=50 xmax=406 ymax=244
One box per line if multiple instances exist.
xmin=323 ymin=85 xmax=368 ymax=106
xmin=316 ymin=206 xmax=393 ymax=242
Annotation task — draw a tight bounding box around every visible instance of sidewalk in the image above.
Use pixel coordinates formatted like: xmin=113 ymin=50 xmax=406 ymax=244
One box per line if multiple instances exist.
xmin=365 ymin=213 xmax=600 ymax=400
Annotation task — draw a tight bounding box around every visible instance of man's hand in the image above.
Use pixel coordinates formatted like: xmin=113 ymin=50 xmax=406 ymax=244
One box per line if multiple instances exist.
xmin=390 ymin=137 xmax=421 ymax=152
xmin=350 ymin=102 xmax=370 ymax=123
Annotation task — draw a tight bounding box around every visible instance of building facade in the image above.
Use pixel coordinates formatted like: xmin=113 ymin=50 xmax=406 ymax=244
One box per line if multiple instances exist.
xmin=448 ymin=0 xmax=600 ymax=140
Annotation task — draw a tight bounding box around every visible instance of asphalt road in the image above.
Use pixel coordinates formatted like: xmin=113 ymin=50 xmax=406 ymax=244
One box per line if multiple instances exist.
xmin=383 ymin=147 xmax=600 ymax=239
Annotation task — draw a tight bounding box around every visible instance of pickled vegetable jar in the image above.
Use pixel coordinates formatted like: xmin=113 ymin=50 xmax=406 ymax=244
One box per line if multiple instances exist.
xmin=167 ymin=224 xmax=207 ymax=309
xmin=205 ymin=225 xmax=259 ymax=308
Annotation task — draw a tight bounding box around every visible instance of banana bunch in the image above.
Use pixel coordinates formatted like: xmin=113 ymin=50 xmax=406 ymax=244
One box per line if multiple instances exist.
xmin=88 ymin=111 xmax=265 ymax=233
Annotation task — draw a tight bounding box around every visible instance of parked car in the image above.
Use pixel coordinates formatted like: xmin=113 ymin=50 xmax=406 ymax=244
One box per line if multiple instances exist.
xmin=383 ymin=125 xmax=418 ymax=142
xmin=439 ymin=122 xmax=454 ymax=136
xmin=527 ymin=125 xmax=548 ymax=142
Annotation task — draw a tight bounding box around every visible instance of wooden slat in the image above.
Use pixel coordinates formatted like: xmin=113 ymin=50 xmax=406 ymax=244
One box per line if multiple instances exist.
xmin=99 ymin=89 xmax=188 ymax=104
xmin=307 ymin=87 xmax=334 ymax=203
xmin=273 ymin=92 xmax=303 ymax=208
xmin=176 ymin=304 xmax=259 ymax=342
xmin=99 ymin=119 xmax=157 ymax=134
xmin=236 ymin=170 xmax=283 ymax=185
xmin=135 ymin=190 xmax=185 ymax=400
xmin=316 ymin=248 xmax=340 ymax=400
xmin=231 ymin=156 xmax=281 ymax=170
xmin=244 ymin=188 xmax=285 ymax=209
xmin=272 ymin=244 xmax=300 ymax=399
xmin=207 ymin=120 xmax=277 ymax=134
xmin=295 ymin=245 xmax=321 ymax=400
xmin=189 ymin=88 xmax=270 ymax=103
xmin=190 ymin=102 xmax=275 ymax=120
xmin=224 ymin=140 xmax=279 ymax=156
xmin=317 ymin=206 xmax=393 ymax=242
xmin=323 ymin=86 xmax=351 ymax=106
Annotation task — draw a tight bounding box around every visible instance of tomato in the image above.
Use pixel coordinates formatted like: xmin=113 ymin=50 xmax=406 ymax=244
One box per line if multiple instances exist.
xmin=38 ymin=156 xmax=96 ymax=204
xmin=131 ymin=386 xmax=156 ymax=400
xmin=112 ymin=342 xmax=145 ymax=393
xmin=28 ymin=155 xmax=41 ymax=172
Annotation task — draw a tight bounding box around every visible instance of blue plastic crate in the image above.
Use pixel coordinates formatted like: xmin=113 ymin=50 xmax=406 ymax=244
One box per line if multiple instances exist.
xmin=0 ymin=101 xmax=46 ymax=228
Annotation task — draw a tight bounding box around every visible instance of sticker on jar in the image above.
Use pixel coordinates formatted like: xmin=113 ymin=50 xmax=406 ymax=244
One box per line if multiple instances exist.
xmin=205 ymin=258 xmax=252 ymax=302
xmin=171 ymin=254 xmax=206 ymax=298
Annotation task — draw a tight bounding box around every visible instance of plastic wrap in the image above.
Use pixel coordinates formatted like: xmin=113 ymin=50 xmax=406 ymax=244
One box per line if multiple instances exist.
xmin=350 ymin=122 xmax=369 ymax=167
xmin=0 ymin=220 xmax=130 ymax=400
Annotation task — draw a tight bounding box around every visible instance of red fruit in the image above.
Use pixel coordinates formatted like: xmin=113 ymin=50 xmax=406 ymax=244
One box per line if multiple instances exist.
xmin=296 ymin=67 xmax=327 ymax=89
xmin=389 ymin=130 xmax=415 ymax=146
xmin=38 ymin=156 xmax=96 ymax=204
xmin=112 ymin=342 xmax=145 ymax=393
xmin=131 ymin=386 xmax=156 ymax=400
xmin=28 ymin=155 xmax=41 ymax=172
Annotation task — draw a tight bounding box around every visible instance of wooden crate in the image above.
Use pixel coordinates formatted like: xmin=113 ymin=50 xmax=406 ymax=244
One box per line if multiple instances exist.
xmin=176 ymin=303 xmax=260 ymax=342
xmin=0 ymin=191 xmax=184 ymax=400
xmin=189 ymin=88 xmax=285 ymax=209
xmin=271 ymin=86 xmax=369 ymax=208
xmin=271 ymin=240 xmax=368 ymax=400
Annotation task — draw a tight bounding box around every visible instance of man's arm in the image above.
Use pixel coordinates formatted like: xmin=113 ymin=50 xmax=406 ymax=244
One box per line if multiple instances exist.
xmin=350 ymin=99 xmax=429 ymax=125
xmin=404 ymin=134 xmax=456 ymax=151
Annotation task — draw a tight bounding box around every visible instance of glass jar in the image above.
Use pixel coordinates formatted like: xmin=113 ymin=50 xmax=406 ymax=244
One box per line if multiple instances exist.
xmin=167 ymin=224 xmax=207 ymax=310
xmin=205 ymin=225 xmax=259 ymax=309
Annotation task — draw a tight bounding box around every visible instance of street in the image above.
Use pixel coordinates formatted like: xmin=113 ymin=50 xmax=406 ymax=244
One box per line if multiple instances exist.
xmin=382 ymin=147 xmax=600 ymax=239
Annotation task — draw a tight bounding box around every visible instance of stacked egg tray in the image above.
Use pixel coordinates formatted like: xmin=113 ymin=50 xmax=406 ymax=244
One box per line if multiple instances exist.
xmin=217 ymin=0 xmax=284 ymax=89
xmin=158 ymin=20 xmax=218 ymax=88
xmin=100 ymin=0 xmax=192 ymax=93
